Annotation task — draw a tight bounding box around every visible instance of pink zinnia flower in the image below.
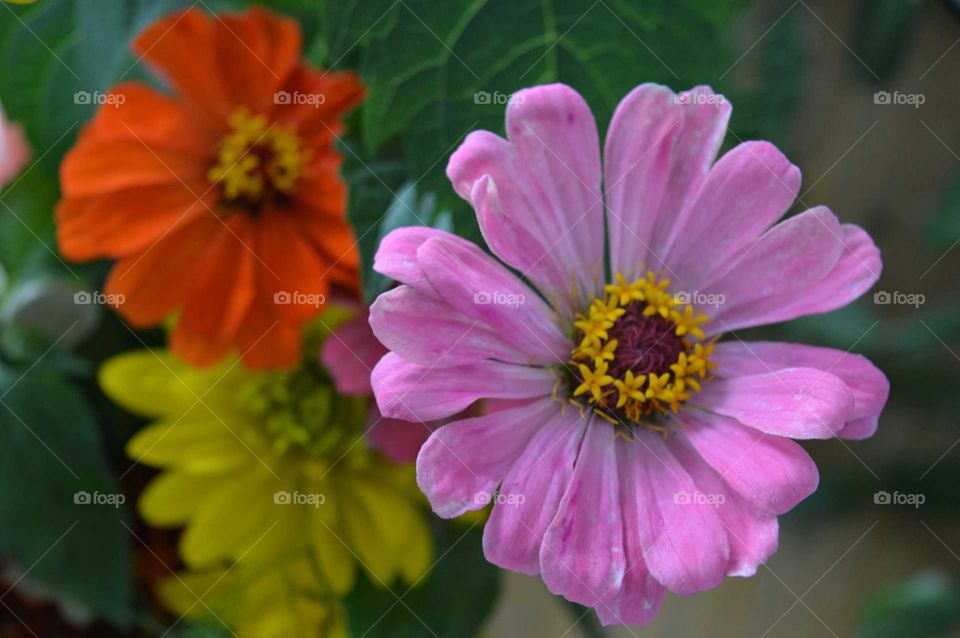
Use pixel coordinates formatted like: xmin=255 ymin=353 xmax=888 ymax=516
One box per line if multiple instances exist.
xmin=369 ymin=83 xmax=889 ymax=625
xmin=0 ymin=104 xmax=30 ymax=189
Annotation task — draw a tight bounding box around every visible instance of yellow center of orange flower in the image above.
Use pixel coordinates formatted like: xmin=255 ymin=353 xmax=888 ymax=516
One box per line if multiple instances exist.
xmin=207 ymin=108 xmax=309 ymax=208
xmin=567 ymin=272 xmax=717 ymax=432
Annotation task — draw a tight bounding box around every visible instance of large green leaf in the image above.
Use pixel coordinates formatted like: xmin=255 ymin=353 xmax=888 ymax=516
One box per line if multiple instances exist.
xmin=358 ymin=0 xmax=735 ymax=150
xmin=0 ymin=366 xmax=132 ymax=625
xmin=344 ymin=525 xmax=500 ymax=638
xmin=326 ymin=0 xmax=739 ymax=234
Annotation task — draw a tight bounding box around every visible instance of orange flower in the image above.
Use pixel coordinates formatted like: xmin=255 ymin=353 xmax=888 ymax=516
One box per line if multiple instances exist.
xmin=56 ymin=7 xmax=365 ymax=369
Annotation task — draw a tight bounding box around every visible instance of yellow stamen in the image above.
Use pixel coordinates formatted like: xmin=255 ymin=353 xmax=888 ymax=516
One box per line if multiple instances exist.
xmin=573 ymin=362 xmax=615 ymax=403
xmin=567 ymin=272 xmax=716 ymax=431
xmin=613 ymin=370 xmax=646 ymax=408
xmin=207 ymin=108 xmax=308 ymax=205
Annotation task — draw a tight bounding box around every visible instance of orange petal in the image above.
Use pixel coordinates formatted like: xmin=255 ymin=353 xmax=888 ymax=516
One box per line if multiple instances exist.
xmin=56 ymin=181 xmax=215 ymax=261
xmin=85 ymin=83 xmax=215 ymax=158
xmin=255 ymin=205 xmax=330 ymax=323
xmin=171 ymin=213 xmax=257 ymax=366
xmin=273 ymin=67 xmax=365 ymax=140
xmin=292 ymin=160 xmax=358 ymax=275
xmin=233 ymin=281 xmax=303 ymax=369
xmin=213 ymin=7 xmax=302 ymax=113
xmin=131 ymin=8 xmax=232 ymax=126
xmin=104 ymin=214 xmax=223 ymax=327
xmin=294 ymin=156 xmax=346 ymax=217
xmin=60 ymin=138 xmax=206 ymax=197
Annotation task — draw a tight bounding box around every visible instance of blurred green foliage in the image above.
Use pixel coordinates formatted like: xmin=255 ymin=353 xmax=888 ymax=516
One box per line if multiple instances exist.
xmin=859 ymin=571 xmax=960 ymax=638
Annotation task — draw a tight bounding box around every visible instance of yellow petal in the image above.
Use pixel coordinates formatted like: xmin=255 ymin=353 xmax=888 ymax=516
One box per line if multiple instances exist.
xmin=155 ymin=570 xmax=221 ymax=619
xmin=125 ymin=417 xmax=252 ymax=474
xmin=99 ymin=350 xmax=220 ymax=418
xmin=138 ymin=471 xmax=223 ymax=526
xmin=309 ymin=515 xmax=357 ymax=595
xmin=399 ymin=511 xmax=432 ymax=584
xmin=340 ymin=474 xmax=432 ymax=584
xmin=179 ymin=470 xmax=279 ymax=568
xmin=242 ymin=500 xmax=308 ymax=567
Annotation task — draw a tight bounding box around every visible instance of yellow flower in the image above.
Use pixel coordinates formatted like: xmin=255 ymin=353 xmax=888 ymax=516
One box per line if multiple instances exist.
xmin=101 ymin=342 xmax=432 ymax=636
xmin=158 ymin=554 xmax=349 ymax=638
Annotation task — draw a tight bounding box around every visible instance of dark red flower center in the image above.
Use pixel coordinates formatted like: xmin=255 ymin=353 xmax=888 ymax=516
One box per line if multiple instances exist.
xmin=606 ymin=303 xmax=686 ymax=379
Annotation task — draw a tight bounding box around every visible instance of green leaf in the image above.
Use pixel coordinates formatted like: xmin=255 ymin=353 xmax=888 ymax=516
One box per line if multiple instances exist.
xmin=358 ymin=0 xmax=735 ymax=148
xmin=0 ymin=366 xmax=133 ymax=626
xmin=346 ymin=0 xmax=737 ymax=231
xmin=344 ymin=524 xmax=500 ymax=638
xmin=860 ymin=571 xmax=960 ymax=638
xmin=0 ymin=167 xmax=60 ymax=279
xmin=343 ymin=147 xmax=408 ymax=302
xmin=727 ymin=0 xmax=805 ymax=151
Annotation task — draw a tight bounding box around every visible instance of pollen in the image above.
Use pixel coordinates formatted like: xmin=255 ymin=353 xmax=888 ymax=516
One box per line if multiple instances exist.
xmin=568 ymin=272 xmax=717 ymax=431
xmin=207 ymin=108 xmax=309 ymax=207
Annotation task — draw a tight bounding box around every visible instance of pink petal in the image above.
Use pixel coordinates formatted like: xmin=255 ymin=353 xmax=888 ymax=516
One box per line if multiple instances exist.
xmin=667 ymin=433 xmax=780 ymax=577
xmin=679 ymin=412 xmax=819 ymax=515
xmin=836 ymin=416 xmax=879 ymax=441
xmin=416 ymin=398 xmax=556 ymax=518
xmin=709 ymin=224 xmax=881 ymax=332
xmin=483 ymin=408 xmax=587 ymax=575
xmin=702 ymin=206 xmax=844 ymax=326
xmin=320 ymin=310 xmax=385 ymax=395
xmin=374 ymin=226 xmax=476 ymax=290
xmin=447 ymin=84 xmax=604 ymax=311
xmin=416 ymin=236 xmax=570 ymax=362
xmin=777 ymin=225 xmax=882 ymax=314
xmin=624 ymin=429 xmax=729 ymax=595
xmin=605 ymin=84 xmax=730 ymax=280
xmin=0 ymin=112 xmax=30 ymax=189
xmin=596 ymin=466 xmax=665 ymax=627
xmin=371 ymin=352 xmax=555 ymax=422
xmin=662 ymin=141 xmax=801 ymax=292
xmin=712 ymin=340 xmax=889 ymax=440
xmin=366 ymin=403 xmax=431 ymax=464
xmin=540 ymin=422 xmax=626 ymax=608
xmin=696 ymin=367 xmax=855 ymax=439
xmin=595 ymin=427 xmax=671 ymax=626
xmin=370 ymin=285 xmax=545 ymax=367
